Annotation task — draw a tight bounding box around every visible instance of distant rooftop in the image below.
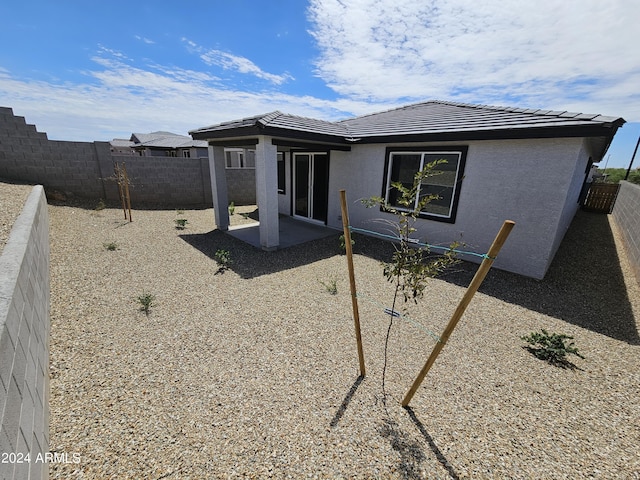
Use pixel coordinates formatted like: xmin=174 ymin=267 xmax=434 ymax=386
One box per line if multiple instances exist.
xmin=112 ymin=131 xmax=207 ymax=149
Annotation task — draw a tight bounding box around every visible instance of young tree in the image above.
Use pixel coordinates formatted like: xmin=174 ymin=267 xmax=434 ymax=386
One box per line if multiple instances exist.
xmin=363 ymin=159 xmax=460 ymax=402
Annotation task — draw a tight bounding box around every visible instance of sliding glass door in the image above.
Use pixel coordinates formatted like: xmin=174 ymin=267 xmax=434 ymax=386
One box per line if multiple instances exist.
xmin=293 ymin=152 xmax=329 ymax=223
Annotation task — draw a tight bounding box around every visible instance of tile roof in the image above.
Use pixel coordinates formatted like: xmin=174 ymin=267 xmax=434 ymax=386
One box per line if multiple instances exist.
xmin=129 ymin=131 xmax=207 ymax=149
xmin=338 ymin=100 xmax=624 ymax=138
xmin=190 ymin=100 xmax=624 ymax=145
xmin=110 ymin=138 xmax=135 ymax=148
xmin=191 ymin=111 xmax=349 ymax=138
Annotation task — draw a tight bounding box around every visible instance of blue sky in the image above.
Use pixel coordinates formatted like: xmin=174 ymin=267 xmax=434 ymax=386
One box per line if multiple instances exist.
xmin=1 ymin=0 xmax=638 ymax=168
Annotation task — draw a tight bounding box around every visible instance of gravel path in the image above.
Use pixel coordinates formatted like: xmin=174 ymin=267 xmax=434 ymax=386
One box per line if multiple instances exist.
xmin=40 ymin=197 xmax=640 ymax=479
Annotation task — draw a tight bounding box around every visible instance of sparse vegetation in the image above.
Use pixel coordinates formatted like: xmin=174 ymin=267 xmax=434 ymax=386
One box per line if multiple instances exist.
xmin=103 ymin=241 xmax=118 ymax=251
xmin=319 ymin=277 xmax=338 ymax=295
xmin=599 ymin=167 xmax=640 ymax=185
xmin=339 ymin=234 xmax=355 ymax=253
xmin=95 ymin=199 xmax=106 ymax=211
xmin=137 ymin=292 xmax=156 ymax=316
xmin=214 ymin=249 xmax=232 ymax=273
xmin=175 ymin=209 xmax=188 ymax=229
xmin=228 ymin=202 xmax=235 ymax=215
xmin=521 ymin=329 xmax=585 ymax=367
xmin=174 ymin=218 xmax=188 ymax=230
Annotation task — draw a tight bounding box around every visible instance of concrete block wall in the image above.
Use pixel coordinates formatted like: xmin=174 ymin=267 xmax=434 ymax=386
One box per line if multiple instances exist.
xmin=0 ymin=107 xmax=102 ymax=198
xmin=0 ymin=107 xmax=49 ymax=184
xmin=0 ymin=107 xmax=255 ymax=207
xmin=612 ymin=180 xmax=640 ymax=284
xmin=0 ymin=185 xmax=50 ymax=480
xmin=110 ymin=154 xmax=214 ymax=206
xmin=226 ymin=168 xmax=256 ymax=205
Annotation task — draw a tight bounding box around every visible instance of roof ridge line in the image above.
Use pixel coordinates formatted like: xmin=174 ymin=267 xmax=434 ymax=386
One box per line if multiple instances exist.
xmin=430 ymin=99 xmax=602 ymax=120
xmin=260 ymin=110 xmax=353 ymax=138
xmin=338 ymin=100 xmax=441 ymax=124
xmin=257 ymin=111 xmax=283 ymax=127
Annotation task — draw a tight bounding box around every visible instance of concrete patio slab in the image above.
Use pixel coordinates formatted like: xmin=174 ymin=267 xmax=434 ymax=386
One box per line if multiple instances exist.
xmin=227 ymin=215 xmax=339 ymax=249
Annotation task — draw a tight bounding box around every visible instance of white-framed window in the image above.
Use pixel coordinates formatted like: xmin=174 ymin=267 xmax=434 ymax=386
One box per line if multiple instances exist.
xmin=225 ymin=148 xmax=256 ymax=169
xmin=383 ymin=147 xmax=467 ymax=223
xmin=182 ymin=150 xmax=191 ymax=158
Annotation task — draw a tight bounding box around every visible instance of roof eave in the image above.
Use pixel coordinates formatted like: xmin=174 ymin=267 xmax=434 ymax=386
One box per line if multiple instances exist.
xmin=354 ymin=123 xmax=624 ymax=145
xmin=191 ymin=124 xmax=351 ymax=146
xmin=190 ymin=124 xmax=264 ymax=141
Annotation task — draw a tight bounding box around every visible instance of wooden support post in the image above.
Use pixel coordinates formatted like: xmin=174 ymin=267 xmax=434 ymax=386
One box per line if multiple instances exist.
xmin=340 ymin=190 xmax=366 ymax=376
xmin=401 ymin=220 xmax=515 ymax=407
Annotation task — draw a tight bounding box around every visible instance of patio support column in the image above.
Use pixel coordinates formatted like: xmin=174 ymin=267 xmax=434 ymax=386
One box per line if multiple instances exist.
xmin=255 ymin=135 xmax=279 ymax=250
xmin=208 ymin=144 xmax=229 ymax=231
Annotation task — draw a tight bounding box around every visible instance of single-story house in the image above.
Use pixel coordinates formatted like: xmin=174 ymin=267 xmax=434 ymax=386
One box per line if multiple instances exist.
xmin=190 ymin=100 xmax=625 ymax=279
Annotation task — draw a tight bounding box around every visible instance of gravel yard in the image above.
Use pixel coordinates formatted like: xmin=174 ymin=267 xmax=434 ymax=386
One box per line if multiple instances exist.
xmin=0 ymin=179 xmax=34 ymax=253
xmin=7 ymin=185 xmax=638 ymax=478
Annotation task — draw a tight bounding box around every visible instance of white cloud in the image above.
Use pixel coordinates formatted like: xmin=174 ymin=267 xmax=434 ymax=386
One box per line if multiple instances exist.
xmin=135 ymin=35 xmax=155 ymax=45
xmin=0 ymin=54 xmax=356 ymax=142
xmin=1 ymin=1 xmax=637 ymax=150
xmin=200 ymin=49 xmax=294 ymax=85
xmin=183 ymin=38 xmax=294 ymax=86
xmin=307 ymin=0 xmax=640 ymax=120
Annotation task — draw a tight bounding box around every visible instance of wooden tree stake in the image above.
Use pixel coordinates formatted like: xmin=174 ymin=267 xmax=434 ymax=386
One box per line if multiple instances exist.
xmin=122 ymin=162 xmax=133 ymax=222
xmin=340 ymin=189 xmax=366 ymax=376
xmin=401 ymin=220 xmax=515 ymax=407
xmin=114 ymin=163 xmax=127 ymax=219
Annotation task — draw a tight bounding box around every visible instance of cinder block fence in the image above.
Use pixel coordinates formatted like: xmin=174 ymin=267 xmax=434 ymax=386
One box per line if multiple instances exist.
xmin=612 ymin=180 xmax=640 ymax=284
xmin=0 ymin=186 xmax=50 ymax=480
xmin=0 ymin=107 xmax=255 ymax=206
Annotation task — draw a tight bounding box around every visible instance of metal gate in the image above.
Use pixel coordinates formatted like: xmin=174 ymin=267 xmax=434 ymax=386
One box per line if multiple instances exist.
xmin=582 ymin=183 xmax=620 ymax=213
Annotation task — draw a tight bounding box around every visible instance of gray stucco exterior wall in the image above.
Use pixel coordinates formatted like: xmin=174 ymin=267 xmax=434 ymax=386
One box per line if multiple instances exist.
xmin=326 ymin=137 xmax=590 ymax=279
xmin=613 ymin=181 xmax=640 ymax=284
xmin=0 ymin=186 xmax=50 ymax=480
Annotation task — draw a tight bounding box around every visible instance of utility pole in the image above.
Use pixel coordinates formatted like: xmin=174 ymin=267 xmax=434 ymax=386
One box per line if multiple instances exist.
xmin=625 ymin=135 xmax=640 ymax=181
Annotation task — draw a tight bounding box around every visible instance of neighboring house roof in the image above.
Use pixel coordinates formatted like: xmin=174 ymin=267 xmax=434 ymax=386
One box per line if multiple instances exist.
xmin=190 ymin=100 xmax=625 ymax=160
xmin=110 ymin=138 xmax=135 ymax=148
xmin=128 ymin=131 xmax=208 ymax=149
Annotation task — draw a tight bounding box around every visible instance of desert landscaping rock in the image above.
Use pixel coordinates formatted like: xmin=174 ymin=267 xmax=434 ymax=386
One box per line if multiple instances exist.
xmin=0 ymin=179 xmax=34 ymax=252
xmin=14 ymin=187 xmax=638 ymax=478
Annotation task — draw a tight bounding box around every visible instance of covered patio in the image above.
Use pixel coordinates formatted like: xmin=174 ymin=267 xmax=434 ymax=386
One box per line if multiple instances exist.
xmin=227 ymin=214 xmax=339 ymax=249
xmin=189 ymin=112 xmax=352 ymax=251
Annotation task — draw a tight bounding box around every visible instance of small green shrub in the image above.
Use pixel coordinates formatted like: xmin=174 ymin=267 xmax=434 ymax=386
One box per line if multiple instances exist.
xmin=174 ymin=218 xmax=188 ymax=230
xmin=137 ymin=292 xmax=156 ymax=315
xmin=228 ymin=202 xmax=235 ymax=215
xmin=214 ymin=249 xmax=232 ymax=273
xmin=319 ymin=277 xmax=338 ymax=295
xmin=339 ymin=234 xmax=355 ymax=253
xmin=95 ymin=199 xmax=106 ymax=211
xmin=521 ymin=329 xmax=585 ymax=367
xmin=103 ymin=241 xmax=118 ymax=251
